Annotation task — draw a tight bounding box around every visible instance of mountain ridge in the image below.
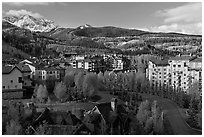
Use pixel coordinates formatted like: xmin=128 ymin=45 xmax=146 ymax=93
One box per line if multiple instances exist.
xmin=3 ymin=15 xmax=57 ymax=32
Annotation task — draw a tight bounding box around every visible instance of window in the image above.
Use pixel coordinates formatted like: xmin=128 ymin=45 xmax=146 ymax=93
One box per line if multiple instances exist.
xmin=18 ymin=77 xmax=22 ymax=83
xmin=11 ymin=80 xmax=13 ymax=83
xmin=3 ymin=86 xmax=5 ymax=89
xmin=173 ymin=65 xmax=176 ymax=67
xmin=178 ymin=65 xmax=181 ymax=67
xmin=184 ymin=62 xmax=187 ymax=67
xmin=28 ymin=75 xmax=30 ymax=79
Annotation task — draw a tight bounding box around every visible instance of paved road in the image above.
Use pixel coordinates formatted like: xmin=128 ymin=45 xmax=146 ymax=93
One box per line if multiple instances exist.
xmin=142 ymin=94 xmax=202 ymax=135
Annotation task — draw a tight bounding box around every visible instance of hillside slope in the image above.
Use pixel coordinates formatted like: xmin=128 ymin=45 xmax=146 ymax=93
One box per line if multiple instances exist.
xmin=2 ymin=40 xmax=31 ymax=60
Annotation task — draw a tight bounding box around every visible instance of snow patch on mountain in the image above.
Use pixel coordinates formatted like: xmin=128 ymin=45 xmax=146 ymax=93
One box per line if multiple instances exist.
xmin=78 ymin=24 xmax=92 ymax=29
xmin=3 ymin=15 xmax=57 ymax=32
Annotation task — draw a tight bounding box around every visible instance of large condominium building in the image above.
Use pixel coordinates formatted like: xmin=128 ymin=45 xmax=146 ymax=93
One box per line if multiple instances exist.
xmin=188 ymin=57 xmax=202 ymax=92
xmin=146 ymin=58 xmax=170 ymax=87
xmin=147 ymin=55 xmax=202 ymax=93
xmin=168 ymin=55 xmax=194 ymax=92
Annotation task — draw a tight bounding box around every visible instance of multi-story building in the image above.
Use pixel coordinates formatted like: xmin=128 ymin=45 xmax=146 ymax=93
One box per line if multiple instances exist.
xmin=146 ymin=58 xmax=170 ymax=87
xmin=2 ymin=65 xmax=23 ymax=90
xmin=35 ymin=65 xmax=65 ymax=81
xmin=45 ymin=66 xmax=61 ymax=80
xmin=84 ymin=59 xmax=92 ymax=71
xmin=168 ymin=55 xmax=197 ymax=92
xmin=188 ymin=57 xmax=202 ymax=93
xmin=17 ymin=64 xmax=32 ymax=87
xmin=2 ymin=65 xmax=24 ymax=99
xmin=20 ymin=59 xmax=36 ymax=78
xmin=112 ymin=57 xmax=123 ymax=70
xmin=35 ymin=69 xmax=47 ymax=80
xmin=146 ymin=55 xmax=202 ymax=93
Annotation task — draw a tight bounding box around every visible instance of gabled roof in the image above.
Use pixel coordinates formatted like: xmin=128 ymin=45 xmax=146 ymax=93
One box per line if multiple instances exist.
xmin=2 ymin=65 xmax=23 ymax=74
xmin=20 ymin=59 xmax=33 ymax=64
xmin=95 ymin=102 xmax=127 ymax=123
xmin=95 ymin=103 xmax=112 ymax=123
xmin=16 ymin=64 xmax=32 ymax=72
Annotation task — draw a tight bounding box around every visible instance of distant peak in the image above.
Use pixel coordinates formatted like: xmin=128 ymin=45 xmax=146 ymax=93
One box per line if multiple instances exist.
xmin=3 ymin=14 xmax=57 ymax=32
xmin=78 ymin=24 xmax=92 ymax=29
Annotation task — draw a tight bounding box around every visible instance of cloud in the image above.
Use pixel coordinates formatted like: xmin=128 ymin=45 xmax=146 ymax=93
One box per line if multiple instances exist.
xmin=3 ymin=2 xmax=50 ymax=6
xmin=5 ymin=9 xmax=43 ymax=18
xmin=150 ymin=3 xmax=202 ymax=35
xmin=148 ymin=22 xmax=202 ymax=35
xmin=156 ymin=2 xmax=201 ymax=23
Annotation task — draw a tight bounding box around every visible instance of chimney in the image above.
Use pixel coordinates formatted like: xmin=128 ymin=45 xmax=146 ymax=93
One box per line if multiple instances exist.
xmin=111 ymin=98 xmax=117 ymax=112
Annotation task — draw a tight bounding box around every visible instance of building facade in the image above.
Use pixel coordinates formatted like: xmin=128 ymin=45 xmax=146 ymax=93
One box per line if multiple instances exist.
xmin=146 ymin=55 xmax=202 ymax=93
xmin=2 ymin=66 xmax=23 ymax=90
xmin=146 ymin=59 xmax=170 ymax=87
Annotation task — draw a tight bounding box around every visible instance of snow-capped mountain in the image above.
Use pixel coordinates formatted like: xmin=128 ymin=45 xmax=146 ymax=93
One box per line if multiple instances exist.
xmin=3 ymin=15 xmax=57 ymax=32
xmin=78 ymin=24 xmax=92 ymax=29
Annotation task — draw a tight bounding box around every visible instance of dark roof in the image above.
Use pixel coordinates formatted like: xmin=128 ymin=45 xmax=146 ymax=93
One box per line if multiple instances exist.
xmin=149 ymin=58 xmax=169 ymax=66
xmin=16 ymin=64 xmax=32 ymax=72
xmin=90 ymin=56 xmax=103 ymax=61
xmin=2 ymin=65 xmax=22 ymax=74
xmin=73 ymin=123 xmax=93 ymax=135
xmin=51 ymin=111 xmax=81 ymax=126
xmin=95 ymin=103 xmax=127 ymax=123
xmin=32 ymin=108 xmax=82 ymax=128
xmin=45 ymin=66 xmax=58 ymax=71
xmin=96 ymin=103 xmax=112 ymax=122
xmin=2 ymin=66 xmax=13 ymax=74
xmin=190 ymin=57 xmax=202 ymax=62
xmin=84 ymin=59 xmax=91 ymax=62
xmin=88 ymin=113 xmax=102 ymax=124
xmin=169 ymin=55 xmax=196 ymax=61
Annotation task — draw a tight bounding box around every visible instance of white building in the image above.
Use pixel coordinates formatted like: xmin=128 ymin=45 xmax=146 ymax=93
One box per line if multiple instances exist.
xmin=188 ymin=57 xmax=202 ymax=92
xmin=35 ymin=69 xmax=47 ymax=80
xmin=113 ymin=58 xmax=123 ymax=70
xmin=168 ymin=55 xmax=196 ymax=92
xmin=84 ymin=59 xmax=92 ymax=70
xmin=146 ymin=58 xmax=170 ymax=87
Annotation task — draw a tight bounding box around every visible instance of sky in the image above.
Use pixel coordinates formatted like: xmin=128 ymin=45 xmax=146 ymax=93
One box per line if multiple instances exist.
xmin=2 ymin=2 xmax=202 ymax=35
